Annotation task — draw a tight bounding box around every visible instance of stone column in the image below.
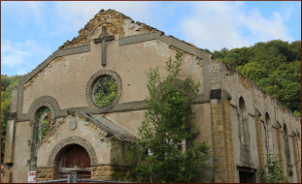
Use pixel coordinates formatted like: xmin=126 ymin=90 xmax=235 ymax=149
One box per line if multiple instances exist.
xmin=210 ymin=89 xmax=235 ymax=183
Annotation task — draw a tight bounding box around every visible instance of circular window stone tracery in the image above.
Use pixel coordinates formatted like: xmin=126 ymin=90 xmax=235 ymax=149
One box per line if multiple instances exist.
xmin=93 ymin=75 xmax=117 ymax=107
xmin=86 ymin=70 xmax=122 ymax=111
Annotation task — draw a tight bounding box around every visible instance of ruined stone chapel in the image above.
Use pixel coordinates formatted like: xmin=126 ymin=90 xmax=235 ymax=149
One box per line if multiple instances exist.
xmin=2 ymin=9 xmax=301 ymax=183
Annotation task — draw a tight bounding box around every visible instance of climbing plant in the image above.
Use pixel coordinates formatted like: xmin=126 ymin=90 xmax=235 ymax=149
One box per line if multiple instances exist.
xmin=259 ymin=154 xmax=289 ymax=183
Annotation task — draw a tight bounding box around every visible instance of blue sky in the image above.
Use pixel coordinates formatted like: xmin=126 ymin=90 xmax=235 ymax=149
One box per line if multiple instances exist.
xmin=1 ymin=1 xmax=301 ymax=76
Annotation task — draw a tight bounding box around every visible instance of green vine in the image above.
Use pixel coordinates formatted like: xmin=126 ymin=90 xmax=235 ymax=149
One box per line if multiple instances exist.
xmin=259 ymin=154 xmax=289 ymax=183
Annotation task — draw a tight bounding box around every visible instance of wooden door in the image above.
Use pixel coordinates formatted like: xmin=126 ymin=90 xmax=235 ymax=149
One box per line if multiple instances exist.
xmin=57 ymin=145 xmax=91 ymax=179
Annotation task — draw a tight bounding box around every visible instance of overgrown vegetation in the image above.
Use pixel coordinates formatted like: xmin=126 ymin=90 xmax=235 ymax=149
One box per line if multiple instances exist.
xmin=259 ymin=154 xmax=289 ymax=183
xmin=113 ymin=50 xmax=211 ymax=183
xmin=211 ymin=40 xmax=301 ymax=116
xmin=93 ymin=76 xmax=118 ymax=107
xmin=1 ymin=74 xmax=22 ymax=162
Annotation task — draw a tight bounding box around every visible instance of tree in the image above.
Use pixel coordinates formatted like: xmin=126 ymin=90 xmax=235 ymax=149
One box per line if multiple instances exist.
xmin=208 ymin=40 xmax=301 ymax=116
xmin=223 ymin=47 xmax=253 ymax=67
xmin=259 ymin=154 xmax=289 ymax=183
xmin=213 ymin=47 xmax=229 ymax=59
xmin=132 ymin=50 xmax=211 ymax=183
xmin=1 ymin=74 xmax=22 ymax=162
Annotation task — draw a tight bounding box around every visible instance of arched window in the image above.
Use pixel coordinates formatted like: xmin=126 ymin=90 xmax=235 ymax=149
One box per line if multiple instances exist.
xmin=265 ymin=113 xmax=273 ymax=153
xmin=34 ymin=106 xmax=51 ymax=157
xmin=239 ymin=97 xmax=249 ymax=142
xmin=239 ymin=97 xmax=251 ymax=165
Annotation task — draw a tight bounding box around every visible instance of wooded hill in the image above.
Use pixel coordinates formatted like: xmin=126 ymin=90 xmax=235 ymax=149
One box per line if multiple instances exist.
xmin=1 ymin=39 xmax=301 ymax=161
xmin=209 ymin=39 xmax=301 ymax=116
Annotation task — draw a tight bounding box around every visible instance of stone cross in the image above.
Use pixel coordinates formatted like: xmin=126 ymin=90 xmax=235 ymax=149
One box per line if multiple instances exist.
xmin=94 ymin=26 xmax=115 ymax=66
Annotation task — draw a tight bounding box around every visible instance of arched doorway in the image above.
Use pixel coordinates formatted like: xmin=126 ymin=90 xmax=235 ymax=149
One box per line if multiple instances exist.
xmin=57 ymin=144 xmax=91 ymax=179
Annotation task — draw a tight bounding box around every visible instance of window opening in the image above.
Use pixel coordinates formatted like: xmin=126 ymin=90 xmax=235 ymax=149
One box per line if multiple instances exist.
xmin=265 ymin=113 xmax=273 ymax=153
xmin=238 ymin=167 xmax=256 ymax=183
xmin=239 ymin=97 xmax=251 ymax=165
xmin=34 ymin=107 xmax=51 ymax=157
xmin=92 ymin=75 xmax=117 ymax=107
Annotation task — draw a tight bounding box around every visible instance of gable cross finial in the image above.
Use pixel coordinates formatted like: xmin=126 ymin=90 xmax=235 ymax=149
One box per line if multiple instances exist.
xmin=94 ymin=26 xmax=114 ymax=66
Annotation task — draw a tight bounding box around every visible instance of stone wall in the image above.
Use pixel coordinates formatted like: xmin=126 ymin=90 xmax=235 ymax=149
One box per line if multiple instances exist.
xmin=36 ymin=167 xmax=56 ymax=182
xmin=91 ymin=165 xmax=115 ymax=180
xmin=221 ymin=60 xmax=301 ymax=182
xmin=1 ymin=165 xmax=12 ymax=183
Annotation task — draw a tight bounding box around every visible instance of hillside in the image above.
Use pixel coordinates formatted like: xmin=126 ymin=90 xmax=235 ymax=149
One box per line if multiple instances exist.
xmin=211 ymin=40 xmax=301 ymax=116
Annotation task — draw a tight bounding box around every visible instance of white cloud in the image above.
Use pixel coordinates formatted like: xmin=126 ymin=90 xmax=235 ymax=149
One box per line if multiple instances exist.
xmin=54 ymin=1 xmax=152 ymax=31
xmin=1 ymin=39 xmax=51 ymax=75
xmin=242 ymin=11 xmax=291 ymax=42
xmin=2 ymin=40 xmax=30 ymax=66
xmin=180 ymin=1 xmax=292 ymax=51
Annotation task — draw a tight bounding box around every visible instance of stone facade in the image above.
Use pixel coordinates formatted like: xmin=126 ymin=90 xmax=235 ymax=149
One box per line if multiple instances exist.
xmin=36 ymin=167 xmax=56 ymax=182
xmin=3 ymin=9 xmax=301 ymax=183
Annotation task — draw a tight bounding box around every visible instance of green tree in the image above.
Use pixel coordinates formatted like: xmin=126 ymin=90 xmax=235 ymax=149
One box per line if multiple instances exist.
xmin=208 ymin=40 xmax=301 ymax=116
xmin=1 ymin=74 xmax=22 ymax=162
xmin=213 ymin=47 xmax=229 ymax=59
xmin=132 ymin=50 xmax=211 ymax=183
xmin=223 ymin=47 xmax=253 ymax=67
xmin=259 ymin=154 xmax=289 ymax=183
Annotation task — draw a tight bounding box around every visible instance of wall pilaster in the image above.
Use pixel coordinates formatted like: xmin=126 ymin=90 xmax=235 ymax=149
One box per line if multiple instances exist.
xmin=210 ymin=89 xmax=235 ymax=183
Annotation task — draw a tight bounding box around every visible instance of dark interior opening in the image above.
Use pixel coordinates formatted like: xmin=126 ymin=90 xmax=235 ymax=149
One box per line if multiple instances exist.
xmin=238 ymin=166 xmax=256 ymax=183
xmin=57 ymin=144 xmax=91 ymax=179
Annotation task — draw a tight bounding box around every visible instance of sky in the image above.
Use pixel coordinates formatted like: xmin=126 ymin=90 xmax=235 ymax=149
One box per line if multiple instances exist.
xmin=1 ymin=1 xmax=301 ymax=76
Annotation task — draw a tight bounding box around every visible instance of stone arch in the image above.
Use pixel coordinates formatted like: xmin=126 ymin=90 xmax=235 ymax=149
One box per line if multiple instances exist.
xmin=254 ymin=108 xmax=261 ymax=117
xmin=47 ymin=136 xmax=97 ymax=167
xmin=28 ymin=96 xmax=60 ymax=170
xmin=291 ymin=130 xmax=296 ymax=137
xmin=276 ymin=121 xmax=282 ymax=129
xmin=28 ymin=96 xmax=60 ymax=125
